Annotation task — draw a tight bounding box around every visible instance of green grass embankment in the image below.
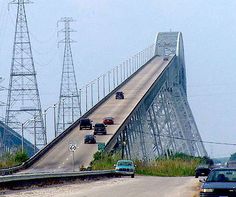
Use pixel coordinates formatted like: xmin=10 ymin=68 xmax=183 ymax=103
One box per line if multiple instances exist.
xmin=91 ymin=152 xmax=203 ymax=177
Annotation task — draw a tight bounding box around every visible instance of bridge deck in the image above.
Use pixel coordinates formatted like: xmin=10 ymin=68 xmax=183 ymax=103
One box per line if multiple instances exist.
xmin=27 ymin=56 xmax=171 ymax=173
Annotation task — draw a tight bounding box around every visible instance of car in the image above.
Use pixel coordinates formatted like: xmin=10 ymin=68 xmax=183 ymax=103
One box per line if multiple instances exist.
xmin=200 ymin=168 xmax=236 ymax=197
xmin=227 ymin=160 xmax=236 ymax=168
xmin=115 ymin=91 xmax=124 ymax=99
xmin=163 ymin=57 xmax=169 ymax=61
xmin=84 ymin=134 xmax=96 ymax=144
xmin=80 ymin=118 xmax=92 ymax=130
xmin=195 ymin=164 xmax=212 ymax=178
xmin=103 ymin=117 xmax=114 ymax=125
xmin=93 ymin=123 xmax=107 ymax=135
xmin=115 ymin=160 xmax=135 ymax=178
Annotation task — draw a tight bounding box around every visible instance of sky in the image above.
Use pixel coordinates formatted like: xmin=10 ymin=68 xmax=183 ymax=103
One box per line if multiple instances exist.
xmin=0 ymin=0 xmax=236 ymax=158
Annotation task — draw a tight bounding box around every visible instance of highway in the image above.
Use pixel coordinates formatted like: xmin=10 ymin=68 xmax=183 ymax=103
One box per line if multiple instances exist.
xmin=25 ymin=56 xmax=172 ymax=173
xmin=2 ymin=176 xmax=198 ymax=197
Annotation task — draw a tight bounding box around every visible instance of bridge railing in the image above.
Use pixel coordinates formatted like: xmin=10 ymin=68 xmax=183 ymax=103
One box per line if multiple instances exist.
xmin=79 ymin=44 xmax=155 ymax=115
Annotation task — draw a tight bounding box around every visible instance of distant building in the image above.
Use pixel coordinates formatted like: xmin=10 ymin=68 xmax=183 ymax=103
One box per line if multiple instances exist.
xmin=0 ymin=121 xmax=36 ymax=157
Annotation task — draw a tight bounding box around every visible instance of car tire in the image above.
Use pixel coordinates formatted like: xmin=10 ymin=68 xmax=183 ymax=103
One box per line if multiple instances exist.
xmin=94 ymin=132 xmax=97 ymax=135
xmin=80 ymin=126 xmax=82 ymax=130
xmin=90 ymin=125 xmax=92 ymax=129
xmin=131 ymin=174 xmax=134 ymax=178
xmin=195 ymin=173 xmax=199 ymax=178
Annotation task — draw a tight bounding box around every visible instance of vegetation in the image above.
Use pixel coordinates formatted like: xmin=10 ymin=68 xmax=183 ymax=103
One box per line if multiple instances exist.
xmin=229 ymin=152 xmax=236 ymax=161
xmin=0 ymin=150 xmax=28 ymax=168
xmin=91 ymin=152 xmax=204 ymax=176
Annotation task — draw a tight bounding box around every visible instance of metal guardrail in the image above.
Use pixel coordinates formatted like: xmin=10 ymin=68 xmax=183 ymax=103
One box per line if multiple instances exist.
xmin=0 ymin=170 xmax=116 ymax=189
xmin=0 ymin=55 xmax=159 ymax=176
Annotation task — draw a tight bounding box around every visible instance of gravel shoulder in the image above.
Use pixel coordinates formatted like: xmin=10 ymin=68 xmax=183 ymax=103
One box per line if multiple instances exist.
xmin=1 ymin=176 xmax=199 ymax=197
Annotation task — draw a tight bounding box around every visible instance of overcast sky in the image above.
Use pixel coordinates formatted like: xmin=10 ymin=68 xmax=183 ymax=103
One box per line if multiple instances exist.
xmin=0 ymin=0 xmax=236 ymax=158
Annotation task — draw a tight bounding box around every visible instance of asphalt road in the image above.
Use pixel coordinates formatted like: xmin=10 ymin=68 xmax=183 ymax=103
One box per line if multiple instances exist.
xmin=24 ymin=56 xmax=171 ymax=173
xmin=2 ymin=176 xmax=198 ymax=197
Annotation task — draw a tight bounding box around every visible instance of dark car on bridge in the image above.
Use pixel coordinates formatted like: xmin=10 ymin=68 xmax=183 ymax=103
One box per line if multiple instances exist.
xmin=195 ymin=164 xmax=212 ymax=178
xmin=115 ymin=91 xmax=124 ymax=99
xmin=103 ymin=117 xmax=114 ymax=125
xmin=84 ymin=134 xmax=96 ymax=144
xmin=93 ymin=123 xmax=107 ymax=135
xmin=80 ymin=118 xmax=93 ymax=130
xmin=200 ymin=168 xmax=236 ymax=197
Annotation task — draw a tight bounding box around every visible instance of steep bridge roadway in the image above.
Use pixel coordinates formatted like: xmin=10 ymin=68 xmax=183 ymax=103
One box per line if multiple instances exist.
xmin=25 ymin=56 xmax=172 ymax=173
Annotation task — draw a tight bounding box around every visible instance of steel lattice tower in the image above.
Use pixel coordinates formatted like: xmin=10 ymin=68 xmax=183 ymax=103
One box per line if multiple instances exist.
xmin=57 ymin=17 xmax=80 ymax=135
xmin=5 ymin=0 xmax=46 ymax=150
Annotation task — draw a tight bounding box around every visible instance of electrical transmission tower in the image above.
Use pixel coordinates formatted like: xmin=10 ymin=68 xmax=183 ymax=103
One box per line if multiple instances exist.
xmin=5 ymin=0 xmax=46 ymax=150
xmin=57 ymin=17 xmax=81 ymax=136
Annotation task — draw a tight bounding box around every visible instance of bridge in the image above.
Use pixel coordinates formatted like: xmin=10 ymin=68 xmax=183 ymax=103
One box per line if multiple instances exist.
xmin=0 ymin=121 xmax=35 ymax=157
xmin=20 ymin=32 xmax=207 ymax=173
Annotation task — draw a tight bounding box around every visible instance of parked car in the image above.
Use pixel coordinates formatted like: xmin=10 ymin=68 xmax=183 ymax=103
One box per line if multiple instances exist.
xmin=195 ymin=164 xmax=212 ymax=178
xmin=80 ymin=118 xmax=92 ymax=130
xmin=94 ymin=123 xmax=107 ymax=135
xmin=103 ymin=117 xmax=114 ymax=125
xmin=227 ymin=160 xmax=236 ymax=168
xmin=115 ymin=160 xmax=135 ymax=178
xmin=84 ymin=134 xmax=96 ymax=144
xmin=163 ymin=57 xmax=169 ymax=61
xmin=200 ymin=168 xmax=236 ymax=196
xmin=115 ymin=91 xmax=124 ymax=99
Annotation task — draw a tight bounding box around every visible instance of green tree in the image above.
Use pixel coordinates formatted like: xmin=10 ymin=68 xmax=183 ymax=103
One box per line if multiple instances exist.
xmin=229 ymin=152 xmax=236 ymax=161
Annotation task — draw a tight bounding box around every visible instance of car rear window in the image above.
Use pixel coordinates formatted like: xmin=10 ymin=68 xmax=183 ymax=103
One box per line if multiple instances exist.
xmin=95 ymin=124 xmax=105 ymax=127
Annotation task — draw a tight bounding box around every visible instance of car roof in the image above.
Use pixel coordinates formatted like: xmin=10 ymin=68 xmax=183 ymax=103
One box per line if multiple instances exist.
xmin=211 ymin=168 xmax=236 ymax=171
xmin=85 ymin=134 xmax=94 ymax=137
xmin=117 ymin=160 xmax=133 ymax=163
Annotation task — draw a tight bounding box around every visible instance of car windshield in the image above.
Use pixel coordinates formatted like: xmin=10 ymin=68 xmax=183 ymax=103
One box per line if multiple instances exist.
xmin=207 ymin=169 xmax=236 ymax=182
xmin=117 ymin=161 xmax=133 ymax=166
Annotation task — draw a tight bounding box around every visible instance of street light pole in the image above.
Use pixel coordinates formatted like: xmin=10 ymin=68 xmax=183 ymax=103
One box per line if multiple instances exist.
xmin=79 ymin=89 xmax=82 ymax=116
xmin=72 ymin=94 xmax=74 ymax=123
xmin=103 ymin=74 xmax=106 ymax=97
xmin=108 ymin=71 xmax=111 ymax=93
xmin=34 ymin=115 xmax=36 ymax=154
xmin=21 ymin=123 xmax=24 ymax=153
xmin=85 ymin=84 xmax=88 ymax=112
xmin=53 ymin=104 xmax=57 ymax=138
xmin=97 ymin=77 xmax=100 ymax=102
xmin=91 ymin=82 xmax=94 ymax=107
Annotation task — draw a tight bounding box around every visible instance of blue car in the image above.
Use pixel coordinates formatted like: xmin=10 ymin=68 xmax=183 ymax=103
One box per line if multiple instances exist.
xmin=200 ymin=168 xmax=236 ymax=196
xmin=115 ymin=160 xmax=135 ymax=178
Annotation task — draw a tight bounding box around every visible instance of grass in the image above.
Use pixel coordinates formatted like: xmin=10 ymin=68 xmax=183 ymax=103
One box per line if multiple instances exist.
xmin=0 ymin=150 xmax=29 ymax=169
xmin=91 ymin=152 xmax=203 ymax=177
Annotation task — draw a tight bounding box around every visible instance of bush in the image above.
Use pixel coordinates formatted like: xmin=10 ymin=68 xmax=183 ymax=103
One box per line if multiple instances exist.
xmin=0 ymin=150 xmax=29 ymax=169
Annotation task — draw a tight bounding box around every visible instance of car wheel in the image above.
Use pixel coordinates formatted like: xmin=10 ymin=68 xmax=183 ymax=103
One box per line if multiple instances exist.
xmin=80 ymin=126 xmax=82 ymax=130
xmin=195 ymin=173 xmax=199 ymax=178
xmin=90 ymin=125 xmax=92 ymax=129
xmin=131 ymin=174 xmax=135 ymax=178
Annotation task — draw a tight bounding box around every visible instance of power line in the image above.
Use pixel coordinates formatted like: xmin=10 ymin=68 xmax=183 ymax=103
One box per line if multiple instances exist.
xmin=150 ymin=132 xmax=236 ymax=146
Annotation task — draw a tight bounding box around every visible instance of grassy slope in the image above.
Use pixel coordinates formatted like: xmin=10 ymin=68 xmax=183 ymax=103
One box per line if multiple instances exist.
xmin=91 ymin=152 xmax=203 ymax=176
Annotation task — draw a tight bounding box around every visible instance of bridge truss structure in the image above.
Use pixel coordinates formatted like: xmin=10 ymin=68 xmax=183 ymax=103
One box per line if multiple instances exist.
xmin=108 ymin=32 xmax=207 ymax=159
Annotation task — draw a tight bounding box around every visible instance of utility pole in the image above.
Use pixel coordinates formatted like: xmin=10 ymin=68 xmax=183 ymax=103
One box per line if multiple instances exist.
xmin=5 ymin=0 xmax=46 ymax=151
xmin=57 ymin=17 xmax=80 ymax=135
